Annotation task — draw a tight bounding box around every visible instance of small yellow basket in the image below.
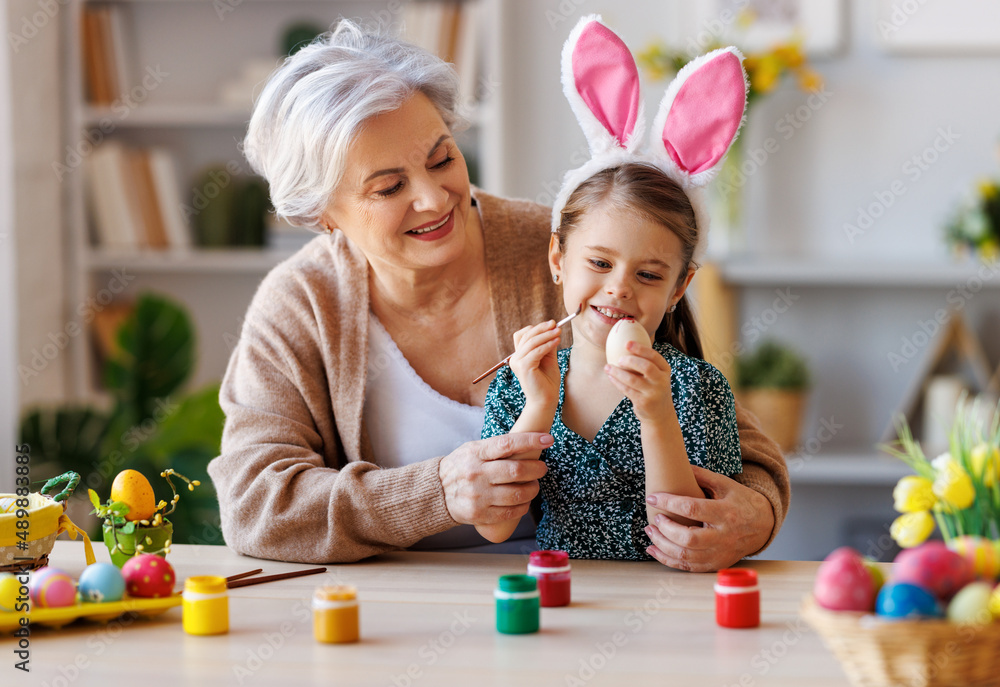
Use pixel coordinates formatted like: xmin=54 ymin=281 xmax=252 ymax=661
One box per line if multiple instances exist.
xmin=0 ymin=492 xmax=94 ymax=572
xmin=801 ymin=595 xmax=1000 ymax=687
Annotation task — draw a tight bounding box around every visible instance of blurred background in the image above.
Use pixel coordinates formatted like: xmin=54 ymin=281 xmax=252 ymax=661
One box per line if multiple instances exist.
xmin=1 ymin=0 xmax=999 ymax=559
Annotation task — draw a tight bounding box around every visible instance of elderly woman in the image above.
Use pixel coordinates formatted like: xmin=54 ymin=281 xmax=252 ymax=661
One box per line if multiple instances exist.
xmin=207 ymin=19 xmax=790 ymax=572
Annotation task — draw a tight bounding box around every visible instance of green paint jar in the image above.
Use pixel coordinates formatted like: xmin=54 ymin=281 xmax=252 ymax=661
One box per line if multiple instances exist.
xmin=494 ymin=574 xmax=540 ymax=634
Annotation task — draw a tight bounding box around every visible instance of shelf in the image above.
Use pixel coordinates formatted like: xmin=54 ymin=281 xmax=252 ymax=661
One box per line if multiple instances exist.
xmin=717 ymin=258 xmax=1000 ymax=288
xmin=84 ymin=248 xmax=300 ymax=273
xmin=83 ymin=104 xmax=251 ymax=128
xmin=786 ymin=450 xmax=911 ymax=486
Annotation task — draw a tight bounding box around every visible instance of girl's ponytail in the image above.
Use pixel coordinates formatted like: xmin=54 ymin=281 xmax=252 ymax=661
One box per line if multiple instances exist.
xmin=655 ymin=294 xmax=704 ymax=361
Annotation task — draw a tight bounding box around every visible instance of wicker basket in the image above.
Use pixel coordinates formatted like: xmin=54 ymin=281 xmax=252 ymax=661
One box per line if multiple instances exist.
xmin=801 ymin=595 xmax=1000 ymax=687
xmin=0 ymin=492 xmax=94 ymax=572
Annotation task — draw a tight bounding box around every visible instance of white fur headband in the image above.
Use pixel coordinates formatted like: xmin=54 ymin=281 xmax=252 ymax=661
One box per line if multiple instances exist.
xmin=551 ymin=15 xmax=749 ymax=262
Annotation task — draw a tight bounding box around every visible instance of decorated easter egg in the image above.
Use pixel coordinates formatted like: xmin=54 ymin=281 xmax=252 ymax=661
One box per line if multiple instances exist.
xmin=947 ymin=536 xmax=1000 ymax=581
xmin=891 ymin=541 xmax=973 ymax=602
xmin=988 ymin=584 xmax=1000 ymax=618
xmin=0 ymin=572 xmax=22 ymax=611
xmin=111 ymin=469 xmax=157 ymax=522
xmin=78 ymin=562 xmax=126 ymax=603
xmin=813 ymin=547 xmax=876 ymax=612
xmin=121 ymin=554 xmax=175 ymax=598
xmin=27 ymin=567 xmax=77 ymax=608
xmin=947 ymin=581 xmax=993 ymax=624
xmin=605 ymin=318 xmax=651 ymax=366
xmin=876 ymin=582 xmax=942 ymax=619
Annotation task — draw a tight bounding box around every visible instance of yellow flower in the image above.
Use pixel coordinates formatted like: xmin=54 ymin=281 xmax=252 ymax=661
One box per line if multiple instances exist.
xmin=749 ymin=55 xmax=782 ymax=94
xmin=980 ymin=239 xmax=999 ymax=262
xmin=890 ymin=511 xmax=935 ymax=548
xmin=773 ymin=43 xmax=805 ymax=68
xmin=893 ymin=475 xmax=936 ymax=512
xmin=933 ymin=458 xmax=976 ymax=509
xmin=795 ymin=68 xmax=824 ymax=93
xmin=977 ymin=179 xmax=999 ymax=200
xmin=970 ymin=443 xmax=1000 ymax=487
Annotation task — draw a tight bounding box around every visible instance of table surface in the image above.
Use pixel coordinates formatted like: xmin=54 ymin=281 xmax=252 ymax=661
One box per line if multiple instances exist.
xmin=1 ymin=541 xmax=854 ymax=686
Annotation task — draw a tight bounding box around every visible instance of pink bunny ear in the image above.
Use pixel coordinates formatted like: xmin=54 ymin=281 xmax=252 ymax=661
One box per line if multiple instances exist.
xmin=562 ymin=15 xmax=643 ymax=154
xmin=652 ymin=48 xmax=747 ymax=184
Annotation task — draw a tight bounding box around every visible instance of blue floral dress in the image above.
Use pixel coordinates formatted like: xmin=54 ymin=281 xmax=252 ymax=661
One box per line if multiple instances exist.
xmin=481 ymin=341 xmax=741 ymax=560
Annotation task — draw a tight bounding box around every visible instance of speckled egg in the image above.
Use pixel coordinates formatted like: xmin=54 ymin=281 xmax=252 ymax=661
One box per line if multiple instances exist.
xmin=78 ymin=562 xmax=126 ymax=603
xmin=947 ymin=536 xmax=1000 ymax=581
xmin=0 ymin=572 xmax=22 ymax=611
xmin=27 ymin=567 xmax=77 ymax=608
xmin=876 ymin=582 xmax=943 ymax=619
xmin=947 ymin=581 xmax=993 ymax=624
xmin=814 ymin=547 xmax=876 ymax=611
xmin=121 ymin=554 xmax=175 ymax=598
xmin=891 ymin=541 xmax=974 ymax=602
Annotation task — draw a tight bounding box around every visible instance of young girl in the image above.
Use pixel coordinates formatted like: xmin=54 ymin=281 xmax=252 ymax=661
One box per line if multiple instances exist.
xmin=476 ymin=16 xmax=748 ymax=561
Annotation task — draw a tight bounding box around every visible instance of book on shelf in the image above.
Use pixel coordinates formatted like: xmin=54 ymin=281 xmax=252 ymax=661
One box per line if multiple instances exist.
xmin=83 ymin=143 xmax=191 ymax=251
xmin=403 ymin=0 xmax=481 ymax=104
xmin=81 ymin=4 xmax=132 ymax=105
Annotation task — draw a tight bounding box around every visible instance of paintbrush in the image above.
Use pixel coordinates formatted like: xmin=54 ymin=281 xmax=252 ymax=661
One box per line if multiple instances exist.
xmin=471 ymin=303 xmax=583 ymax=384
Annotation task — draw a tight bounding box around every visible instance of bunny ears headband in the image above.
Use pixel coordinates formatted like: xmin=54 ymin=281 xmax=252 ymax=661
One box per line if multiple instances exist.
xmin=551 ymin=15 xmax=749 ymax=262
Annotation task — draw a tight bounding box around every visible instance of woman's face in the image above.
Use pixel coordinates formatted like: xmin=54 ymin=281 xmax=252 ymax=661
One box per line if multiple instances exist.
xmin=323 ymin=92 xmax=472 ymax=273
xmin=549 ymin=202 xmax=695 ymax=354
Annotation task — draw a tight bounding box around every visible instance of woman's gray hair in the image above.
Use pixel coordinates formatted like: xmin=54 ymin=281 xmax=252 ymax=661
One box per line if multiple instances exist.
xmin=244 ymin=18 xmax=466 ymax=229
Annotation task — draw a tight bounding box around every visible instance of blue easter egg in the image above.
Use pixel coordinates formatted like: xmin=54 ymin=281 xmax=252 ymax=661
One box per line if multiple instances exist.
xmin=876 ymin=582 xmax=943 ymax=619
xmin=78 ymin=562 xmax=125 ymax=603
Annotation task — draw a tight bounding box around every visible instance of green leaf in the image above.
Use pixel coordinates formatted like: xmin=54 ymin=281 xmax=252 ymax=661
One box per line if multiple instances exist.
xmin=108 ymin=501 xmax=130 ymax=517
xmin=88 ymin=489 xmax=101 ymax=510
xmin=120 ymin=521 xmax=136 ymax=535
xmin=104 ymin=293 xmax=195 ymax=426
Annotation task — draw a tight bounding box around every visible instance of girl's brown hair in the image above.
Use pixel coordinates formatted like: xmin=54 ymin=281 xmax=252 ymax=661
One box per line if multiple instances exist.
xmin=555 ymin=163 xmax=704 ymax=359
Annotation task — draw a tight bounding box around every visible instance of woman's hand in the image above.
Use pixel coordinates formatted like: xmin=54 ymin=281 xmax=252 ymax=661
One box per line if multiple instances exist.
xmin=642 ymin=465 xmax=775 ymax=572
xmin=508 ymin=321 xmax=561 ymax=411
xmin=604 ymin=341 xmax=674 ymax=424
xmin=439 ymin=432 xmax=552 ymax=525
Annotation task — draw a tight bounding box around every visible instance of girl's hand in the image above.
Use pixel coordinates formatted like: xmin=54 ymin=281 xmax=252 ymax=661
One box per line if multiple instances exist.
xmin=604 ymin=341 xmax=674 ymax=424
xmin=508 ymin=320 xmax=561 ymax=409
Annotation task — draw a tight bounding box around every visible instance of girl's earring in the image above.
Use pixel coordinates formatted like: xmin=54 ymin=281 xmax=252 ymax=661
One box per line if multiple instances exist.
xmin=668 ymin=304 xmax=677 ymax=313
xmin=552 ymin=275 xmax=560 ymax=284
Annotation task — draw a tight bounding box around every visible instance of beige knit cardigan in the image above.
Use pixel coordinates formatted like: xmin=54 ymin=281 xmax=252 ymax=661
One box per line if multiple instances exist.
xmin=208 ymin=188 xmax=791 ymax=563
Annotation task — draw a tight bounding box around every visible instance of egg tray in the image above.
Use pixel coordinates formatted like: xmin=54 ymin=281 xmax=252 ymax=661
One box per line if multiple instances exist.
xmin=801 ymin=595 xmax=1000 ymax=687
xmin=0 ymin=593 xmax=181 ymax=632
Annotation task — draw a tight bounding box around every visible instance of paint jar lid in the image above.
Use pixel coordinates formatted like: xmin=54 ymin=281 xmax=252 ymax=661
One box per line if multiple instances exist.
xmin=716 ymin=568 xmax=758 ymax=587
xmin=314 ymin=584 xmax=357 ymax=601
xmin=529 ymin=550 xmax=569 ymax=568
xmin=184 ymin=575 xmax=226 ymax=595
xmin=497 ymin=574 xmax=537 ymax=593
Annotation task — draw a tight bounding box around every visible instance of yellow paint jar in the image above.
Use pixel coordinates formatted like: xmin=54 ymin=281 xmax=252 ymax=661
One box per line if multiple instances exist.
xmin=183 ymin=575 xmax=229 ymax=636
xmin=313 ymin=585 xmax=359 ymax=643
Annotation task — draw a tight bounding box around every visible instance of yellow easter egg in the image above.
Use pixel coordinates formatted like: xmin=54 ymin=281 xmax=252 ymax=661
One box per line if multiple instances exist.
xmin=110 ymin=469 xmax=156 ymax=522
xmin=0 ymin=572 xmax=22 ymax=611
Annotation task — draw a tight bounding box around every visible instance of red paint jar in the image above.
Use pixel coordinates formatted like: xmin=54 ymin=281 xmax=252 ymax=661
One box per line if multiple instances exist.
xmin=528 ymin=550 xmax=571 ymax=607
xmin=715 ymin=568 xmax=760 ymax=628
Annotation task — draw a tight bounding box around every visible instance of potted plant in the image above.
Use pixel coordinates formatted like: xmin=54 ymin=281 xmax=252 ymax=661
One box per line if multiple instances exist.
xmin=735 ymin=340 xmax=810 ymax=453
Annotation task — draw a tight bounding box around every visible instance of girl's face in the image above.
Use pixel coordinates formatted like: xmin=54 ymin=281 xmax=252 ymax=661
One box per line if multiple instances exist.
xmin=322 ymin=92 xmax=473 ymax=274
xmin=549 ymin=202 xmax=695 ymax=354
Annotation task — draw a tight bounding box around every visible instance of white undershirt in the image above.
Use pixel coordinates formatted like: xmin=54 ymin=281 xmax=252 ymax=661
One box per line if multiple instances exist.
xmin=363 ymin=312 xmax=536 ymax=551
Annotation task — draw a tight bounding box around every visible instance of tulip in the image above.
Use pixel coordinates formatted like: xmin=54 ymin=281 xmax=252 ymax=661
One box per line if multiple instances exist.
xmin=970 ymin=443 xmax=1000 ymax=487
xmin=933 ymin=458 xmax=976 ymax=510
xmin=893 ymin=475 xmax=936 ymax=513
xmin=890 ymin=511 xmax=935 ymax=548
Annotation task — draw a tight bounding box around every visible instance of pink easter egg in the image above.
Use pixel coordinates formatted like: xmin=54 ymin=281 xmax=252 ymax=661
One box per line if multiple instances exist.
xmin=891 ymin=541 xmax=974 ymax=602
xmin=28 ymin=567 xmax=77 ymax=608
xmin=948 ymin=536 xmax=1000 ymax=581
xmin=814 ymin=547 xmax=876 ymax=611
xmin=121 ymin=554 xmax=175 ymax=598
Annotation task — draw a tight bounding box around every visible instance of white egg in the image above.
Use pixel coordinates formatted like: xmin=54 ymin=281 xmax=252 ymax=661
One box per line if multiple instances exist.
xmin=605 ymin=318 xmax=651 ymax=366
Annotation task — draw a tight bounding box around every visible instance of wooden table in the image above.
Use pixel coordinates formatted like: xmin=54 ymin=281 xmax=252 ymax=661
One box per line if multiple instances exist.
xmin=2 ymin=541 xmax=854 ymax=686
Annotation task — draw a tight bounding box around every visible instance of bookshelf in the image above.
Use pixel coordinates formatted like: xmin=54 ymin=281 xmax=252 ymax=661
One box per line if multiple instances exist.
xmin=63 ymin=0 xmax=501 ymax=398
